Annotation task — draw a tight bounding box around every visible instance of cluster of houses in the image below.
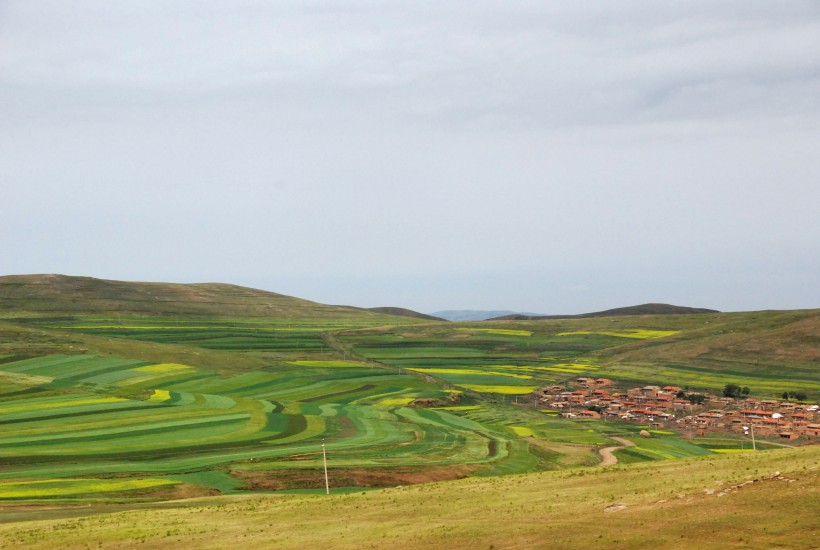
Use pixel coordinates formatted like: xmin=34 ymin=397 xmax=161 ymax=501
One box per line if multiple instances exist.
xmin=534 ymin=377 xmax=820 ymax=441
xmin=683 ymin=399 xmax=820 ymax=441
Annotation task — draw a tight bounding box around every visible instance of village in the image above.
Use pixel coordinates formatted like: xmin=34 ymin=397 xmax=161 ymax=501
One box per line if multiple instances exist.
xmin=534 ymin=377 xmax=820 ymax=442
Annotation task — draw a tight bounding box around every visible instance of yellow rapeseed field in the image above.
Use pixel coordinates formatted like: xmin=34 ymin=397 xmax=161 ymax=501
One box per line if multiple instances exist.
xmin=456 ymin=328 xmax=533 ymax=336
xmin=459 ymin=384 xmax=539 ymax=395
xmin=134 ymin=363 xmax=194 ymax=373
xmin=408 ymin=368 xmax=533 ymax=379
xmin=556 ymin=329 xmax=679 ymax=339
xmin=287 ymin=360 xmax=371 ymax=368
xmin=377 ymin=397 xmax=416 ymax=406
xmin=148 ymin=389 xmax=171 ymax=402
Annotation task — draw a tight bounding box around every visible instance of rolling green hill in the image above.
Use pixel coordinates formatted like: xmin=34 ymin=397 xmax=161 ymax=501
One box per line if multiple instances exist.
xmin=0 ymin=274 xmax=417 ymax=321
xmin=0 ymin=274 xmax=434 ymax=371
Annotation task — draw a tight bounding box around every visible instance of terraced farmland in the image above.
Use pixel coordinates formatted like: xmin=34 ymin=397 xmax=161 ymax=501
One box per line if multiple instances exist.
xmin=0 ymin=315 xmax=648 ymax=502
xmin=0 ymin=350 xmax=536 ymax=501
xmin=341 ymin=326 xmax=622 ymax=398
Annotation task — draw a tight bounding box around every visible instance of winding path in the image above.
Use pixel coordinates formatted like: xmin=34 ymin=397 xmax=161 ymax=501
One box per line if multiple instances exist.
xmin=598 ymin=436 xmax=636 ymax=466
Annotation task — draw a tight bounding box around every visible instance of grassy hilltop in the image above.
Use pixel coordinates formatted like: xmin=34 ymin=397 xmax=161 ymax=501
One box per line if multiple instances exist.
xmin=0 ymin=274 xmax=817 ymax=547
xmin=0 ymin=274 xmax=413 ymax=320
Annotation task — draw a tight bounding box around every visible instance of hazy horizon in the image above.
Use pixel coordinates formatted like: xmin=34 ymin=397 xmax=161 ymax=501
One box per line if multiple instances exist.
xmin=3 ymin=2 xmax=819 ymax=314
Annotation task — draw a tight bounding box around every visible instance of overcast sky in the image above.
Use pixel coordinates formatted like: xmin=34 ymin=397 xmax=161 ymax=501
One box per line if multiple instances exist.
xmin=3 ymin=1 xmax=819 ymax=314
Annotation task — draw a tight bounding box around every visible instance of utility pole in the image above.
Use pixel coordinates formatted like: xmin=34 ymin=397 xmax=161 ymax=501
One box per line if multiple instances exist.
xmin=751 ymin=422 xmax=756 ymax=451
xmin=322 ymin=439 xmax=330 ymax=495
xmin=743 ymin=424 xmax=756 ymax=451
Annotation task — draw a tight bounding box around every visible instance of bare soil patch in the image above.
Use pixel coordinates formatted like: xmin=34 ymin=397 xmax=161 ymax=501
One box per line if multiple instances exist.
xmin=598 ymin=436 xmax=636 ymax=466
xmin=148 ymin=483 xmax=221 ymax=501
xmin=234 ymin=464 xmax=478 ymax=491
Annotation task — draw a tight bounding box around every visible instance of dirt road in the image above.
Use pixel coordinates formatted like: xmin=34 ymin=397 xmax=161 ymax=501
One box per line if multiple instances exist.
xmin=598 ymin=436 xmax=636 ymax=466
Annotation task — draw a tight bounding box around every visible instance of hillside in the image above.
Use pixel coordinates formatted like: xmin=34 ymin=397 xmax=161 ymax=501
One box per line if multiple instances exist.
xmin=366 ymin=307 xmax=445 ymax=321
xmin=599 ymin=309 xmax=820 ymax=370
xmin=493 ymin=303 xmax=719 ymax=320
xmin=342 ymin=308 xmax=820 ymax=399
xmin=0 ymin=274 xmax=419 ymax=322
xmin=0 ymin=274 xmax=436 ymax=369
xmin=1 ymin=446 xmax=816 ymax=549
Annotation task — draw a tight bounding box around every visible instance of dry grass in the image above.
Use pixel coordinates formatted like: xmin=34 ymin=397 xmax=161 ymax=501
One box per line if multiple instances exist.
xmin=605 ymin=310 xmax=820 ymax=365
xmin=1 ymin=446 xmax=816 ymax=549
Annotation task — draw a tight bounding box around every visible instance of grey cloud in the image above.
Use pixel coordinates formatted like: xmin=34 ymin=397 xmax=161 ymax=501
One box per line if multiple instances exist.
xmin=2 ymin=1 xmax=819 ymax=313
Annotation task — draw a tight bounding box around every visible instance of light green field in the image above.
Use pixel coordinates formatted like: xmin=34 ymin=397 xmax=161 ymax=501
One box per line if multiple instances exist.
xmin=0 ymin=478 xmax=179 ymax=499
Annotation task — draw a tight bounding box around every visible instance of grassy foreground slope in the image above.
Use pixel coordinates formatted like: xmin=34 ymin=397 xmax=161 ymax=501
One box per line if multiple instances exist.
xmin=1 ymin=446 xmax=816 ymax=549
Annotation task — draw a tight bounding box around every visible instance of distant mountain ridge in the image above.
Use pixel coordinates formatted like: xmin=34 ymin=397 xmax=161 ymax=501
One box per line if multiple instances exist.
xmin=491 ymin=303 xmax=719 ymax=320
